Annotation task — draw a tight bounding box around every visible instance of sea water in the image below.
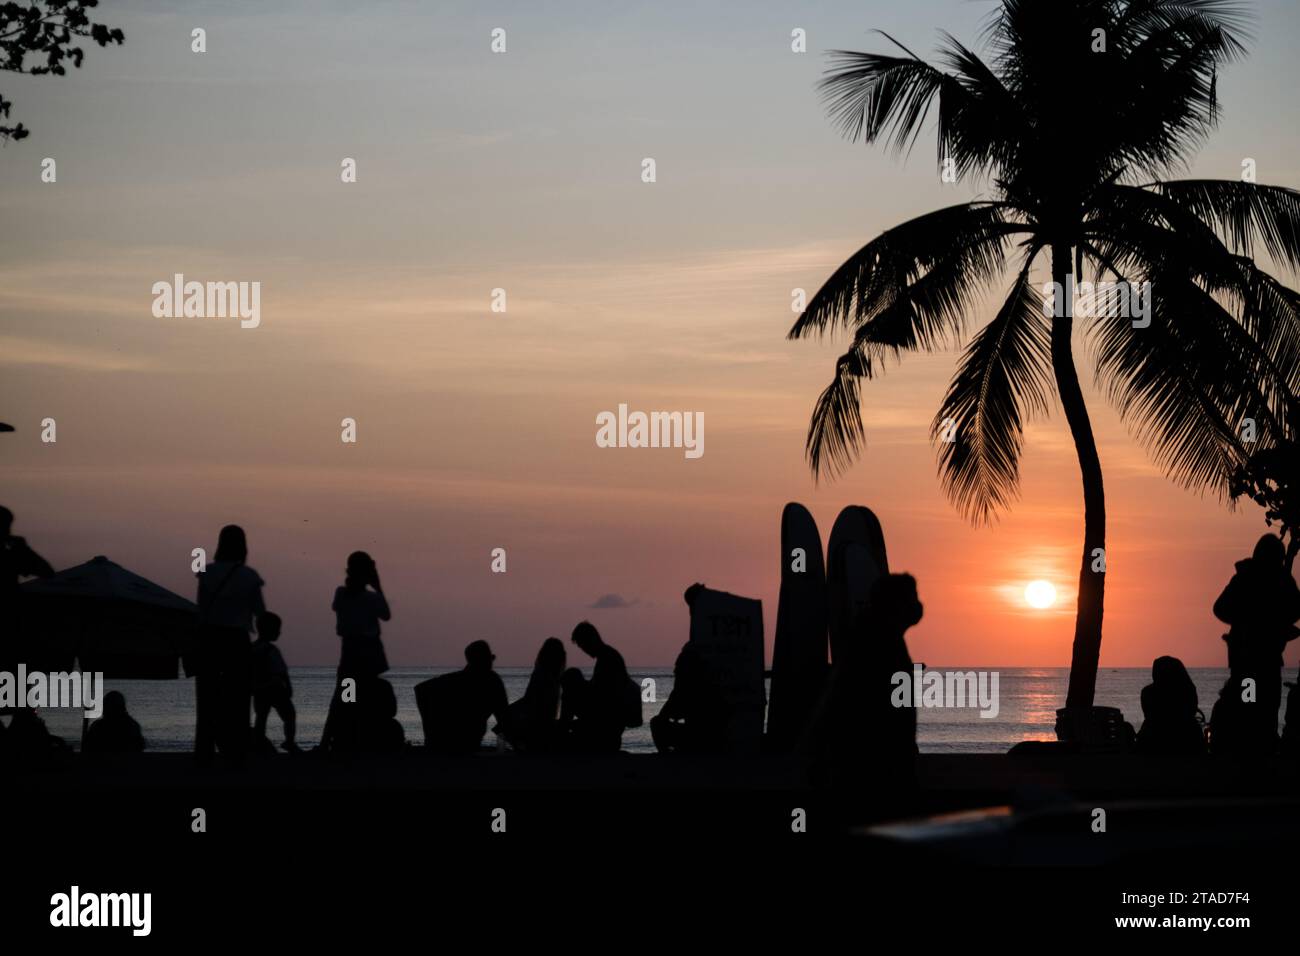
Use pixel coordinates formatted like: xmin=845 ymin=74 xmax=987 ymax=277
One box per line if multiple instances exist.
xmin=28 ymin=666 xmax=1286 ymax=754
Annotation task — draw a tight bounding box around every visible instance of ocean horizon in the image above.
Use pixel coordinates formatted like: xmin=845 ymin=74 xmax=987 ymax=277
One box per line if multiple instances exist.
xmin=28 ymin=666 xmax=1291 ymax=754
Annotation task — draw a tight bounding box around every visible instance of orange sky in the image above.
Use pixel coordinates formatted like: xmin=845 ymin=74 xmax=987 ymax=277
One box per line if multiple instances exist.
xmin=2 ymin=1 xmax=1297 ymax=668
xmin=0 ymin=239 xmax=1284 ymax=668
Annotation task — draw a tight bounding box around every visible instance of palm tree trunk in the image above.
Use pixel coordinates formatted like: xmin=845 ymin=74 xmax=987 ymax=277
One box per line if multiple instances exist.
xmin=1050 ymin=244 xmax=1107 ymax=713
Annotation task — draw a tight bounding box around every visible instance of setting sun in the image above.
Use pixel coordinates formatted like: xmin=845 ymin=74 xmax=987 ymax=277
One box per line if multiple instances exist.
xmin=1024 ymin=580 xmax=1058 ymax=610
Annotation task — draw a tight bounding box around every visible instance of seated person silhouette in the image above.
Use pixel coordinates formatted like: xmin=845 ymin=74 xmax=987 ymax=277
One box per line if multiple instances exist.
xmin=82 ymin=691 xmax=145 ymax=755
xmin=7 ymin=707 xmax=68 ymax=755
xmin=251 ymin=611 xmax=299 ymax=754
xmin=416 ymin=641 xmax=509 ymax=754
xmin=556 ymin=667 xmax=590 ymax=751
xmin=329 ymin=677 xmax=405 ymax=753
xmin=568 ymin=621 xmax=634 ymax=753
xmin=363 ymin=679 xmax=405 ymax=753
xmin=1135 ymin=656 xmax=1205 ymax=755
xmin=651 ymin=642 xmax=728 ymax=754
xmin=496 ymin=637 xmax=565 ymax=753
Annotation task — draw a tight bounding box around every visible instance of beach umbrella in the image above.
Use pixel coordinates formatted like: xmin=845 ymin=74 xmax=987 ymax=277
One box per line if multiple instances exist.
xmin=20 ymin=555 xmax=199 ymax=679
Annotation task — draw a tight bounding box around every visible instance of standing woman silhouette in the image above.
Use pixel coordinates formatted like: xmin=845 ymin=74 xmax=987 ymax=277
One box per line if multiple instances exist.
xmin=320 ymin=551 xmax=391 ymax=750
xmin=195 ymin=525 xmax=265 ymax=764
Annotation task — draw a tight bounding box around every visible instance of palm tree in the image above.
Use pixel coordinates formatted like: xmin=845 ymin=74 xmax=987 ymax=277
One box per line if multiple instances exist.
xmin=790 ymin=0 xmax=1300 ymax=724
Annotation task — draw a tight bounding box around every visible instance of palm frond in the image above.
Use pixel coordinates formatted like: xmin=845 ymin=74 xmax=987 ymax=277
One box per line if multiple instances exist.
xmin=1086 ymin=182 xmax=1243 ymax=284
xmin=1150 ymin=180 xmax=1300 ymax=272
xmin=1089 ymin=266 xmax=1276 ymax=492
xmin=1115 ymin=1 xmax=1252 ymax=60
xmin=818 ymin=49 xmax=949 ymax=152
xmin=1096 ymin=15 xmax=1241 ymax=178
xmin=933 ymin=31 xmax=1027 ymax=178
xmin=933 ymin=264 xmax=1053 ymax=523
xmin=804 ymin=346 xmax=869 ymax=480
xmin=789 ymin=202 xmax=1023 ymax=345
xmin=1084 ymin=185 xmax=1300 ymax=426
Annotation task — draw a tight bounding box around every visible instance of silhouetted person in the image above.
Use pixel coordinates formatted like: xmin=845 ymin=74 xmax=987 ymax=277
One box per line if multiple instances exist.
xmin=194 ymin=525 xmax=265 ymax=764
xmin=7 ymin=708 xmax=67 ymax=755
xmin=0 ymin=505 xmax=55 ymax=674
xmin=417 ymin=641 xmax=509 ymax=754
xmin=368 ymin=679 xmax=406 ymax=752
xmin=83 ymin=691 xmax=145 ymax=755
xmin=333 ymin=552 xmax=392 ymax=677
xmin=1210 ymin=534 xmax=1300 ymax=754
xmin=252 ymin=611 xmax=298 ymax=753
xmin=1136 ymin=656 xmax=1204 ymax=755
xmin=321 ymin=552 xmax=390 ymax=751
xmin=651 ymin=642 xmax=728 ymax=754
xmin=1283 ymin=665 xmax=1300 ymax=757
xmin=803 ymin=573 xmax=923 ymax=805
xmin=496 ymin=637 xmax=566 ymax=753
xmin=569 ymin=621 xmax=635 ymax=753
xmin=557 ymin=666 xmax=589 ymax=750
xmin=331 ymin=678 xmax=405 ymax=754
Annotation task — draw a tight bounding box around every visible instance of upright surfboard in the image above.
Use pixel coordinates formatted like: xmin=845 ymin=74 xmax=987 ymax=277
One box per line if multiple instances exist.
xmin=767 ymin=502 xmax=829 ymax=752
xmin=826 ymin=505 xmax=889 ymax=664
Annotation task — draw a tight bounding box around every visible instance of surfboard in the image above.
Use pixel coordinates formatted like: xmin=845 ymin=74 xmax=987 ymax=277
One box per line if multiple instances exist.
xmin=826 ymin=505 xmax=889 ymax=664
xmin=767 ymin=502 xmax=829 ymax=752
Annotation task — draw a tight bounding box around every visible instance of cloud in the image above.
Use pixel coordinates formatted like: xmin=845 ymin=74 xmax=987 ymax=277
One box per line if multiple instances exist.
xmin=588 ymin=593 xmax=639 ymax=609
xmin=0 ymin=335 xmax=151 ymax=373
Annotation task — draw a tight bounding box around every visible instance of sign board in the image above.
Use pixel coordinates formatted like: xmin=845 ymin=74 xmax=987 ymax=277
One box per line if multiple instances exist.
xmin=688 ymin=587 xmax=765 ymax=754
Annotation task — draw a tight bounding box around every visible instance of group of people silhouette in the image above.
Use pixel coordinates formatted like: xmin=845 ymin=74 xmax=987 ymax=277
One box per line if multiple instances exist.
xmin=416 ymin=624 xmax=641 ymax=756
xmin=1135 ymin=534 xmax=1300 ymax=756
xmin=186 ymin=524 xmax=647 ymax=763
xmin=3 ymin=508 xmax=1300 ymax=770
